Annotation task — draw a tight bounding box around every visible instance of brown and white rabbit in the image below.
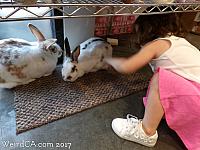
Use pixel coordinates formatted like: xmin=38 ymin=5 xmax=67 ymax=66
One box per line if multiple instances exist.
xmin=62 ymin=37 xmax=112 ymax=82
xmin=0 ymin=24 xmax=63 ymax=88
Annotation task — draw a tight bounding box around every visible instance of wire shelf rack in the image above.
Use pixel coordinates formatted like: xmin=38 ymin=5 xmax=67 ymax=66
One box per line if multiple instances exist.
xmin=0 ymin=0 xmax=200 ymax=21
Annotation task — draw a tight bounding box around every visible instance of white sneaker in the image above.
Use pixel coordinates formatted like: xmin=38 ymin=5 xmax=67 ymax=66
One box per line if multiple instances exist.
xmin=111 ymin=114 xmax=158 ymax=147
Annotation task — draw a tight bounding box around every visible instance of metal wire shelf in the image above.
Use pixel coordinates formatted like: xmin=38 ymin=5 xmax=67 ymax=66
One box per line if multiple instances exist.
xmin=0 ymin=0 xmax=200 ymax=22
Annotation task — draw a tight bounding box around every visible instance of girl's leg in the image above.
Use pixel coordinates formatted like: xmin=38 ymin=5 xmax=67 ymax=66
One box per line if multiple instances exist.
xmin=111 ymin=73 xmax=162 ymax=147
xmin=142 ymin=73 xmax=164 ymax=136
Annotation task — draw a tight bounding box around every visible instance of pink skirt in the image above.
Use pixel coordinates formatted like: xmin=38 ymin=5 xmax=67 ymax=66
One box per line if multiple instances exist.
xmin=143 ymin=68 xmax=200 ymax=150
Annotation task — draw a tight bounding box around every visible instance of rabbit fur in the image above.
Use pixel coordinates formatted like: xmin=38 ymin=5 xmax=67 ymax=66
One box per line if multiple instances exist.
xmin=0 ymin=24 xmax=63 ymax=88
xmin=62 ymin=37 xmax=112 ymax=82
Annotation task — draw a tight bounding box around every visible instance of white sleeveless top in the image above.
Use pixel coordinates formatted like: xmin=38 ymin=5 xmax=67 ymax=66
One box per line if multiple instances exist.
xmin=149 ymin=35 xmax=200 ymax=83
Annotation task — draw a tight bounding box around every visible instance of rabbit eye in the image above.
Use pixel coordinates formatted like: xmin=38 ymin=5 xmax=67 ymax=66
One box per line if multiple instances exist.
xmin=67 ymin=76 xmax=72 ymax=80
xmin=71 ymin=66 xmax=77 ymax=73
xmin=49 ymin=47 xmax=57 ymax=53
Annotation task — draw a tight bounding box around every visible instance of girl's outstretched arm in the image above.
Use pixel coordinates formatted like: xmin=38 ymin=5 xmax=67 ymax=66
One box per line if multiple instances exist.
xmin=105 ymin=39 xmax=170 ymax=74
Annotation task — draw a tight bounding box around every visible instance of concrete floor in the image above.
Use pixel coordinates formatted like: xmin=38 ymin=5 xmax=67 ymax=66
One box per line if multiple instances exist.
xmin=0 ymin=89 xmax=186 ymax=150
xmin=0 ymin=33 xmax=199 ymax=150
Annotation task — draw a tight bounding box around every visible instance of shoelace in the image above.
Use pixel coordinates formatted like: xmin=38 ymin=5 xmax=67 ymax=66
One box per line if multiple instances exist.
xmin=126 ymin=114 xmax=139 ymax=124
xmin=125 ymin=114 xmax=155 ymax=144
xmin=123 ymin=114 xmax=140 ymax=134
xmin=125 ymin=114 xmax=147 ymax=141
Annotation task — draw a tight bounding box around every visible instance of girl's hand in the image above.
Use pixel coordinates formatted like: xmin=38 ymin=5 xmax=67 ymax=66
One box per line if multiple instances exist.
xmin=104 ymin=57 xmax=127 ymax=73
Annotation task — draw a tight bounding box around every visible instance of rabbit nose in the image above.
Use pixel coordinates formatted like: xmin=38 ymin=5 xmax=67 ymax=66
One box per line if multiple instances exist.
xmin=67 ymin=76 xmax=72 ymax=80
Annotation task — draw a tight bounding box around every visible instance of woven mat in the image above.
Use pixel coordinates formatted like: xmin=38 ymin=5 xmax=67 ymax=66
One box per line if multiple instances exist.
xmin=14 ymin=66 xmax=150 ymax=134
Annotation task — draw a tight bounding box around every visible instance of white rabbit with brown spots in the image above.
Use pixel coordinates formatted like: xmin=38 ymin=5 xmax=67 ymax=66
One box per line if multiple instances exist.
xmin=62 ymin=37 xmax=112 ymax=82
xmin=0 ymin=24 xmax=63 ymax=88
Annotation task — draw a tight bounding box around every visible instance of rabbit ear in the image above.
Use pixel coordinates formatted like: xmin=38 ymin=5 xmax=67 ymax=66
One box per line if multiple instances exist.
xmin=71 ymin=46 xmax=80 ymax=62
xmin=28 ymin=23 xmax=46 ymax=42
xmin=65 ymin=37 xmax=71 ymax=57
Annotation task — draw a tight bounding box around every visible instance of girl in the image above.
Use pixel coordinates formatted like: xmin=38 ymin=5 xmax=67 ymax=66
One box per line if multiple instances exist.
xmin=105 ymin=13 xmax=200 ymax=149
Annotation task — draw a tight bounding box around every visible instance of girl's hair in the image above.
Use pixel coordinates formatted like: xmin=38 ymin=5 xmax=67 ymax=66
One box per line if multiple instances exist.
xmin=133 ymin=13 xmax=186 ymax=47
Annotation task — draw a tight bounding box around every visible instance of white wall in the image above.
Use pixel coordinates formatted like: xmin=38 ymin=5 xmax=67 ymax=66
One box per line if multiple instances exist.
xmin=63 ymin=7 xmax=95 ymax=50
